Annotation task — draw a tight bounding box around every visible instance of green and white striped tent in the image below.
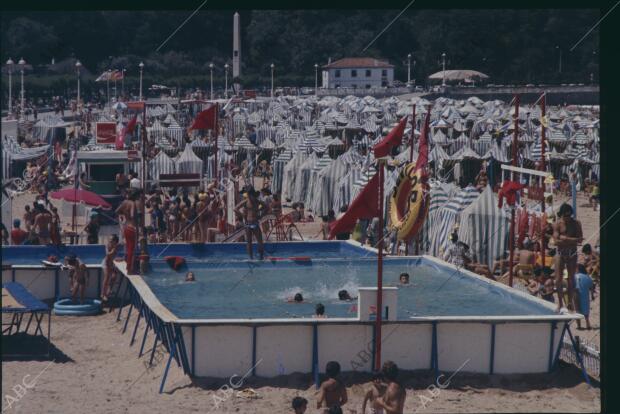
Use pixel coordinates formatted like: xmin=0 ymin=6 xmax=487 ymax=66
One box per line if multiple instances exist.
xmin=458 ymin=185 xmax=510 ymax=268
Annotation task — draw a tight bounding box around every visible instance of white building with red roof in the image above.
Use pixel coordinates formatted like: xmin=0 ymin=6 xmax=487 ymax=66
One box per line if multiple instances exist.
xmin=321 ymin=57 xmax=394 ymax=89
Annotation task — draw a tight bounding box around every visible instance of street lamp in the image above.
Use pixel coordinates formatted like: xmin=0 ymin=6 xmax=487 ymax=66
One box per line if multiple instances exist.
xmin=407 ymin=53 xmax=412 ymax=85
xmin=555 ymin=46 xmax=562 ymax=74
xmin=18 ymin=58 xmax=26 ymax=121
xmin=270 ymin=63 xmax=275 ymax=99
xmin=139 ymin=62 xmax=144 ymax=101
xmin=441 ymin=53 xmax=446 ymax=87
xmin=75 ymin=60 xmax=82 ymax=111
xmin=314 ymin=63 xmax=319 ymax=96
xmin=209 ymin=63 xmax=214 ymax=100
xmin=6 ymin=58 xmax=14 ymax=117
xmin=224 ymin=63 xmax=229 ymax=99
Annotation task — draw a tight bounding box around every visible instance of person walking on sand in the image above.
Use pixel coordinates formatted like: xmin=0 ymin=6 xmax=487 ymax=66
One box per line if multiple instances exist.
xmin=102 ymin=235 xmax=119 ymax=301
xmin=234 ymin=188 xmax=266 ymax=260
xmin=575 ymin=264 xmax=594 ymax=330
xmin=374 ymin=361 xmax=406 ymax=414
xmin=553 ymin=203 xmax=583 ymax=312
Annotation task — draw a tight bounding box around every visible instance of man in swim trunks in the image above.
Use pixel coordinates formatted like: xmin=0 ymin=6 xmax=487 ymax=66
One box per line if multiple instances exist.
xmin=234 ymin=188 xmax=266 ymax=260
xmin=102 ymin=235 xmax=119 ymax=301
xmin=33 ymin=203 xmax=52 ymax=245
xmin=553 ymin=203 xmax=583 ymax=312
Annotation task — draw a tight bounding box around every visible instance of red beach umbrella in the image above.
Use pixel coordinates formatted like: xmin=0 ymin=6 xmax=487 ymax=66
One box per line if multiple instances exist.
xmin=50 ymin=188 xmax=112 ymax=210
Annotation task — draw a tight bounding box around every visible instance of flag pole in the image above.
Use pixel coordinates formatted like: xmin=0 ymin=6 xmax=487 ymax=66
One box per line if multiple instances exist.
xmin=508 ymin=94 xmax=520 ymax=288
xmin=409 ymin=104 xmax=416 ymax=163
xmin=540 ymin=93 xmax=546 ymax=272
xmin=375 ymin=158 xmax=385 ymax=371
xmin=215 ymin=102 xmax=219 ymax=183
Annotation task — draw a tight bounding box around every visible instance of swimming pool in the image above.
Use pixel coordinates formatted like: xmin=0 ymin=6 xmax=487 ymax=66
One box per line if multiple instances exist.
xmin=144 ymin=257 xmax=555 ymax=320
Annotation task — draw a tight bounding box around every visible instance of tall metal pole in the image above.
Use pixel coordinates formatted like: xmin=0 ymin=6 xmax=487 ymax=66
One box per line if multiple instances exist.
xmin=270 ymin=64 xmax=275 ymax=99
xmin=508 ymin=94 xmax=520 ymax=288
xmin=121 ymin=69 xmax=125 ymax=97
xmin=76 ymin=60 xmax=81 ymax=112
xmin=214 ymin=102 xmax=219 ymax=181
xmin=106 ymin=70 xmax=111 ymax=111
xmin=209 ymin=63 xmax=214 ymax=100
xmin=375 ymin=160 xmax=385 ymax=371
xmin=19 ymin=58 xmax=26 ymax=121
xmin=6 ymin=59 xmax=14 ymax=117
xmin=540 ymin=92 xmax=547 ymax=273
xmin=224 ymin=64 xmax=229 ymax=99
xmin=314 ymin=64 xmax=319 ymax=95
xmin=139 ymin=62 xmax=144 ymax=101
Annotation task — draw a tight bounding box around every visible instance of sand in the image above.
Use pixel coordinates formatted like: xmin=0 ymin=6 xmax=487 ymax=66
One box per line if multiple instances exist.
xmin=3 ymin=186 xmax=601 ymax=413
xmin=1 ymin=309 xmax=600 ymax=413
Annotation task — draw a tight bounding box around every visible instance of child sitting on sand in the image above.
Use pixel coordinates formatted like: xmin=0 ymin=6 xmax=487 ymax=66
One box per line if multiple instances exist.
xmin=71 ymin=263 xmax=89 ymax=304
xmin=317 ymin=361 xmax=348 ymax=413
xmin=362 ymin=371 xmax=387 ymax=414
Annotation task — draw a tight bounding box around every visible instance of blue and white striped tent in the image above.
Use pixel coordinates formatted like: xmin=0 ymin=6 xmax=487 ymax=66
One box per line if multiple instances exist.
xmin=458 ymin=185 xmax=510 ymax=267
xmin=149 ymin=150 xmax=175 ymax=179
xmin=282 ymin=152 xmax=309 ymax=201
xmin=292 ymin=153 xmax=320 ymax=203
xmin=305 ymin=155 xmax=334 ymax=210
xmin=312 ymin=157 xmax=349 ymax=216
xmin=175 ymin=145 xmax=203 ymax=175
xmin=166 ymin=119 xmax=184 ymax=148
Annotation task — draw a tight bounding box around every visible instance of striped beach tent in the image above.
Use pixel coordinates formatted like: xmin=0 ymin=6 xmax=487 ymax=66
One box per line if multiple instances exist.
xmin=312 ymin=157 xmax=349 ymax=216
xmin=458 ymin=185 xmax=510 ymax=267
xmin=272 ymin=148 xmax=294 ymax=194
xmin=282 ymin=152 xmax=308 ymax=201
xmin=167 ymin=119 xmax=184 ymax=148
xmin=305 ymin=155 xmax=334 ymax=210
xmin=292 ymin=153 xmax=320 ymax=203
xmin=175 ymin=145 xmax=203 ymax=175
xmin=149 ymin=150 xmax=175 ymax=179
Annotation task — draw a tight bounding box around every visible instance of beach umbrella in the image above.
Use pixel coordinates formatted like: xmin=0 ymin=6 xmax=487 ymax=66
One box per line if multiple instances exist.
xmin=112 ymin=102 xmax=127 ymax=111
xmin=50 ymin=188 xmax=112 ymax=209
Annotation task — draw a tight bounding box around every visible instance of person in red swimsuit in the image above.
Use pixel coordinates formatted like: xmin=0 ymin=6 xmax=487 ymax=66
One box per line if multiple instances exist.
xmin=116 ymin=190 xmax=140 ymax=274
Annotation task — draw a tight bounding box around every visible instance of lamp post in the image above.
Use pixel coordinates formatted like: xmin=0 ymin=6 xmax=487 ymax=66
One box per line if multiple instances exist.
xmin=6 ymin=58 xmax=14 ymax=117
xmin=121 ymin=68 xmax=126 ymax=97
xmin=209 ymin=63 xmax=214 ymax=100
xmin=106 ymin=69 xmax=111 ymax=111
xmin=314 ymin=63 xmax=319 ymax=96
xmin=441 ymin=52 xmax=446 ymax=87
xmin=224 ymin=63 xmax=229 ymax=99
xmin=75 ymin=60 xmax=82 ymax=112
xmin=270 ymin=63 xmax=275 ymax=99
xmin=18 ymin=58 xmax=26 ymax=121
xmin=413 ymin=60 xmax=417 ymax=85
xmin=139 ymin=62 xmax=144 ymax=101
xmin=407 ymin=53 xmax=412 ymax=85
xmin=555 ymin=46 xmax=562 ymax=74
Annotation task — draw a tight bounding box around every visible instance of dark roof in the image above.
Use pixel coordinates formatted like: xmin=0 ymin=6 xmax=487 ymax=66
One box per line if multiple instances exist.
xmin=322 ymin=58 xmax=393 ymax=69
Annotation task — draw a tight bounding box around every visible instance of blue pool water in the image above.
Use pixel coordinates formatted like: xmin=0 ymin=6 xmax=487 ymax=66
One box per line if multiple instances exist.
xmin=143 ymin=257 xmax=556 ymax=320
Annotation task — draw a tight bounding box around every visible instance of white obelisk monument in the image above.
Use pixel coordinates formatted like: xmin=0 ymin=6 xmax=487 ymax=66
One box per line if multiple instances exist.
xmin=233 ymin=12 xmax=241 ymax=95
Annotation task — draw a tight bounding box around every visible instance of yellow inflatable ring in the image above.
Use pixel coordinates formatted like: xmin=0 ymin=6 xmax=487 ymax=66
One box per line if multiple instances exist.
xmin=389 ymin=162 xmax=429 ymax=241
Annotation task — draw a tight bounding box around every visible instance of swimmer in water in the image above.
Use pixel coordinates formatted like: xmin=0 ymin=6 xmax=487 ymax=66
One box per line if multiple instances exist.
xmin=314 ymin=303 xmax=327 ymax=318
xmin=185 ymin=272 xmax=195 ymax=282
xmin=287 ymin=292 xmax=304 ymax=303
xmin=338 ymin=289 xmax=357 ymax=301
xmin=399 ymin=273 xmax=410 ymax=285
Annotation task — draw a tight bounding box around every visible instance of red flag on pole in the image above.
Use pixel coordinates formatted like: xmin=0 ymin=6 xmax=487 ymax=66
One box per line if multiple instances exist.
xmin=328 ymin=172 xmax=381 ymax=239
xmin=189 ymin=105 xmax=217 ymax=131
xmin=116 ymin=114 xmax=138 ymax=150
xmin=373 ymin=115 xmax=408 ymax=158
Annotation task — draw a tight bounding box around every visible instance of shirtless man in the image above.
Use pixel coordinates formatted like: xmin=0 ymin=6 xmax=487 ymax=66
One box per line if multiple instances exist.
xmin=116 ymin=190 xmax=141 ymax=274
xmin=196 ymin=192 xmax=209 ymax=242
xmin=234 ymin=188 xmax=266 ymax=260
xmin=317 ymin=361 xmax=348 ymax=413
xmin=375 ymin=361 xmax=406 ymax=414
xmin=33 ymin=204 xmax=52 ymax=245
xmin=553 ymin=203 xmax=583 ymax=312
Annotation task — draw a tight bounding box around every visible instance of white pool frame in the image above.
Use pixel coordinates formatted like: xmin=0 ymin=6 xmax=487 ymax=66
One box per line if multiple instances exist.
xmin=112 ymin=246 xmax=579 ymax=385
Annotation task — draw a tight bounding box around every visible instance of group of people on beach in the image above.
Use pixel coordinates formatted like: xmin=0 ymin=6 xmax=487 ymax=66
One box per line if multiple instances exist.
xmin=291 ymin=360 xmax=406 ymax=414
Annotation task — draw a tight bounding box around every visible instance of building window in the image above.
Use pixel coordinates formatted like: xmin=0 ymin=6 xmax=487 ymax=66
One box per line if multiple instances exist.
xmin=366 ymin=69 xmax=371 ymax=77
xmin=351 ymin=70 xmax=357 ymax=77
xmin=335 ymin=70 xmax=341 ymax=78
xmin=366 ymin=84 xmax=371 ymax=89
xmin=381 ymin=69 xmax=387 ymax=77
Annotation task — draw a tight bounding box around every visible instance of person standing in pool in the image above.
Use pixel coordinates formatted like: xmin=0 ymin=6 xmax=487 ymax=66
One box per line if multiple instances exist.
xmin=553 ymin=203 xmax=583 ymax=312
xmin=234 ymin=188 xmax=267 ymax=260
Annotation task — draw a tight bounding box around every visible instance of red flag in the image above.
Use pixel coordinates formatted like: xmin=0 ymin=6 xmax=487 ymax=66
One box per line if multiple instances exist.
xmin=328 ymin=172 xmax=380 ymax=239
xmin=415 ymin=110 xmax=431 ymax=173
xmin=116 ymin=115 xmax=138 ymax=150
xmin=190 ymin=105 xmax=217 ymax=131
xmin=373 ymin=115 xmax=408 ymax=158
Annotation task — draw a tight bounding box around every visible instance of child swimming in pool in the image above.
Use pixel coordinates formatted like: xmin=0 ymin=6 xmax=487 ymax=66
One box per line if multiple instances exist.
xmin=185 ymin=272 xmax=196 ymax=282
xmin=287 ymin=293 xmax=304 ymax=303
xmin=71 ymin=263 xmax=88 ymax=304
xmin=399 ymin=273 xmax=410 ymax=285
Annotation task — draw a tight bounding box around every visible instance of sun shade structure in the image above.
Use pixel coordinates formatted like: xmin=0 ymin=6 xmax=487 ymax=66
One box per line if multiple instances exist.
xmin=50 ymin=188 xmax=112 ymax=209
xmin=428 ymin=70 xmax=489 ymax=82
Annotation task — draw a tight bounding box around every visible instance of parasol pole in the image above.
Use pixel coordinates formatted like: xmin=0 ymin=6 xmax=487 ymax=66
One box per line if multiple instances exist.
xmin=374 ymin=158 xmax=385 ymax=371
xmin=508 ymin=94 xmax=520 ymax=288
xmin=540 ymin=93 xmax=546 ymax=271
